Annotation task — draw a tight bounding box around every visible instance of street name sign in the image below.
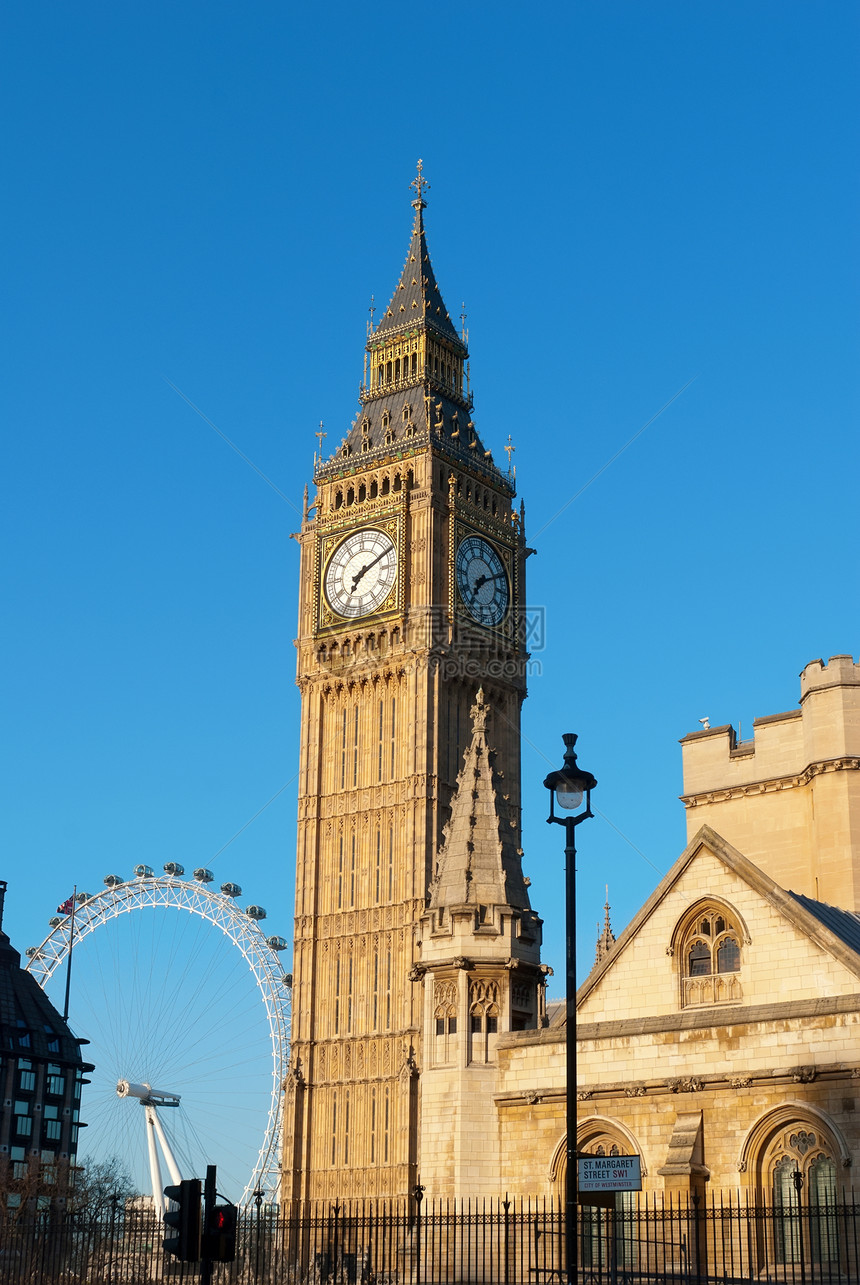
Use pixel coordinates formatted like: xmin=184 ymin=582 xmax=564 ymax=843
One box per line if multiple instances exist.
xmin=578 ymin=1155 xmax=642 ymax=1193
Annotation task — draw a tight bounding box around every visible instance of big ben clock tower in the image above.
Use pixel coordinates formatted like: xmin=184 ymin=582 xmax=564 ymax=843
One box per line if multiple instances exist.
xmin=283 ymin=166 xmax=539 ymax=1204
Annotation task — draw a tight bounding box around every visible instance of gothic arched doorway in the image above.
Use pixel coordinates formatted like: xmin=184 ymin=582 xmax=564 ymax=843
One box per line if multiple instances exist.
xmin=768 ymin=1127 xmax=838 ymax=1266
xmin=741 ymin=1106 xmax=845 ymax=1270
xmin=575 ymin=1121 xmax=645 ymax=1273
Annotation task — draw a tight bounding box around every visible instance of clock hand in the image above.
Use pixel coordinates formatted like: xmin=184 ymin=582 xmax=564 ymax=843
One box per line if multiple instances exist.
xmin=350 ymin=546 xmax=389 ymax=592
xmin=470 ymin=570 xmax=506 ymax=601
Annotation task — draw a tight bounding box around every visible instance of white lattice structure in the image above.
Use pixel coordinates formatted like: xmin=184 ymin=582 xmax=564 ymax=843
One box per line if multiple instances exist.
xmin=25 ymin=873 xmax=291 ymax=1205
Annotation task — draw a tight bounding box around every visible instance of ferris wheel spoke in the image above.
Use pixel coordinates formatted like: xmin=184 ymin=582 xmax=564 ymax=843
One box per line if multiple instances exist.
xmin=27 ymin=873 xmax=291 ymax=1205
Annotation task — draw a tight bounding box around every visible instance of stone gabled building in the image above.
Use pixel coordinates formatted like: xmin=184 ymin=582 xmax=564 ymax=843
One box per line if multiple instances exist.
xmin=494 ymin=655 xmax=860 ymax=1205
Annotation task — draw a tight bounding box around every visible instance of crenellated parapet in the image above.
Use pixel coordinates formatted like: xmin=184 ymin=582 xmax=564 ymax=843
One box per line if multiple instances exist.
xmin=681 ymin=654 xmax=860 ymax=796
xmin=679 ymin=655 xmax=860 ymax=911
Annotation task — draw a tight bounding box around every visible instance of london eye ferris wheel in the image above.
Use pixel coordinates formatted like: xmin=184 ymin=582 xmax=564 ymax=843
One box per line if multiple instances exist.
xmin=25 ymin=864 xmax=292 ymax=1207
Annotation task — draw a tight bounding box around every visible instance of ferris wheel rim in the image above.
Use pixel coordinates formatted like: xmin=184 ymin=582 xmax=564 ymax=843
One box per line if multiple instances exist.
xmin=25 ymin=875 xmax=291 ymax=1206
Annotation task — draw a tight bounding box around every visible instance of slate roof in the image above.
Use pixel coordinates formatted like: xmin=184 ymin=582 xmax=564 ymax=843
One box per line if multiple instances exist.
xmin=320 ymin=385 xmax=509 ymax=490
xmin=788 ymin=892 xmax=860 ymax=957
xmin=374 ymin=202 xmax=463 ymax=346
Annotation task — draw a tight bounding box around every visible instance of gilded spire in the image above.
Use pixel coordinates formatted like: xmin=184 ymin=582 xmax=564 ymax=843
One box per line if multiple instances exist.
xmin=369 ymin=160 xmax=461 ymax=348
xmin=314 ymin=165 xmax=510 ymax=489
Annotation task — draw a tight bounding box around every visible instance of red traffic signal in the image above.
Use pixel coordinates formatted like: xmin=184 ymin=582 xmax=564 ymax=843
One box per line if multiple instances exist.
xmin=163 ymin=1179 xmax=201 ymax=1262
xmin=202 ymin=1202 xmax=238 ymax=1262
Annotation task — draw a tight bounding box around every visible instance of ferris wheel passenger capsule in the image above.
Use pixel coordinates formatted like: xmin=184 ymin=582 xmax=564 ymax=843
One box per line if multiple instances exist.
xmin=76 ymin=892 xmax=91 ymax=903
xmin=246 ymin=905 xmax=267 ymax=920
xmin=163 ymin=862 xmax=185 ymax=877
xmin=133 ymin=865 xmax=154 ymax=878
xmin=194 ymin=868 xmax=214 ymax=882
xmin=104 ymin=874 xmax=124 ymax=888
xmin=49 ymin=916 xmax=64 ymax=928
xmin=221 ymin=882 xmax=242 ymax=898
xmin=266 ymin=935 xmax=288 ymax=951
xmin=26 ymin=946 xmax=42 ymax=958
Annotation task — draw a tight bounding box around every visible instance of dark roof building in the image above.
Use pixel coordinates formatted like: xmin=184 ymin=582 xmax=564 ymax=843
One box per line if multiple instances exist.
xmin=0 ymin=880 xmax=91 ymax=1212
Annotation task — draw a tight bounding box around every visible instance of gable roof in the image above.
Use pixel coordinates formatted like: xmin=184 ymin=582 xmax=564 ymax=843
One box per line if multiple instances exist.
xmin=576 ymin=824 xmax=860 ymax=1008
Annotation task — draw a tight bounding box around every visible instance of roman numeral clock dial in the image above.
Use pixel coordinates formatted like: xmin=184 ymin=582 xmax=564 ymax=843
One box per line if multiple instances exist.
xmin=455 ymin=535 xmax=510 ymax=627
xmin=324 ymin=528 xmax=398 ymax=619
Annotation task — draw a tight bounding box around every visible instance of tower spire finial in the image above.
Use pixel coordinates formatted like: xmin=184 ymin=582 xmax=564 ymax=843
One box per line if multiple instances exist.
xmin=594 ymin=886 xmax=616 ymax=965
xmin=314 ymin=421 xmax=327 ymax=469
xmin=410 ymin=158 xmax=430 ymax=211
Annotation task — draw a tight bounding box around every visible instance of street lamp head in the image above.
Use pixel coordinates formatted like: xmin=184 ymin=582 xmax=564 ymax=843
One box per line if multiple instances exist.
xmin=543 ymin=733 xmax=597 ymax=825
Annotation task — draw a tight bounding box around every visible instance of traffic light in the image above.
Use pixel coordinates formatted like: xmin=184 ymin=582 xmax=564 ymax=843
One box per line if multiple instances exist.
xmin=163 ymin=1178 xmax=201 ymax=1261
xmin=202 ymin=1201 xmax=238 ymax=1262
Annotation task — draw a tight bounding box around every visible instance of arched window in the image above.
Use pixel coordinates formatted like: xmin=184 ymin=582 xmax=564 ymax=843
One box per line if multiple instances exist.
xmin=433 ymin=980 xmax=458 ymax=1065
xmin=717 ymin=935 xmax=740 ymax=972
xmin=468 ymin=980 xmax=499 ymax=1064
xmin=676 ymin=904 xmax=743 ymax=1007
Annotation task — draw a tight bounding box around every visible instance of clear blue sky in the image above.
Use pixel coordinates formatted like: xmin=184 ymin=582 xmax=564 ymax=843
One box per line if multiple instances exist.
xmin=2 ymin=1 xmax=858 ymax=1197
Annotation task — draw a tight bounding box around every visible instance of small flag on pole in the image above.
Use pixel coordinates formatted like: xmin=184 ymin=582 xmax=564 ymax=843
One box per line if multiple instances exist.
xmin=57 ymin=896 xmax=75 ymax=916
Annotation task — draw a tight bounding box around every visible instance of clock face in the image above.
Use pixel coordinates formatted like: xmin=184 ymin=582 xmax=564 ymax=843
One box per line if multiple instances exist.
xmin=456 ymin=535 xmax=509 ymax=626
xmin=324 ymin=529 xmax=398 ymax=619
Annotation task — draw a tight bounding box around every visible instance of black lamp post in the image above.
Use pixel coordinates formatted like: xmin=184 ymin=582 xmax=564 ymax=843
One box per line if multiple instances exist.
xmin=544 ymin=733 xmax=597 ymax=1285
xmin=253 ymin=1187 xmax=264 ymax=1284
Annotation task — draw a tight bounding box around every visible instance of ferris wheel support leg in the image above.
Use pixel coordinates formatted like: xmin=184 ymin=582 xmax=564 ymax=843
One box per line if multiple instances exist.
xmin=145 ymin=1106 xmax=166 ymax=1219
xmin=149 ymin=1101 xmax=182 ymax=1187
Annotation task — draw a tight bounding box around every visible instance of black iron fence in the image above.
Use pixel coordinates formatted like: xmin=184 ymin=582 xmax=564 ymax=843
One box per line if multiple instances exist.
xmin=2 ymin=1191 xmax=860 ymax=1284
